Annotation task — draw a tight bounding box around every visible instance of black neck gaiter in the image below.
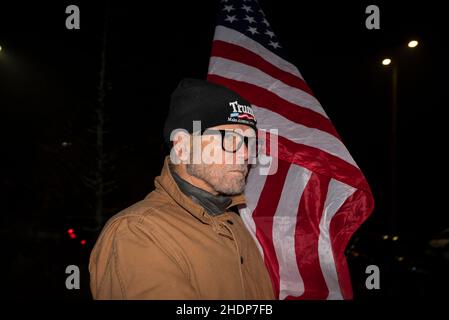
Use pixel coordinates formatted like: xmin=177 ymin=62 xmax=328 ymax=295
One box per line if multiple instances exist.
xmin=171 ymin=170 xmax=232 ymax=216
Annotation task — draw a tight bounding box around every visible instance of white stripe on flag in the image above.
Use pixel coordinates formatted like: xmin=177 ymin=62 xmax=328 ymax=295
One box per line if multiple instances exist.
xmin=318 ymin=178 xmax=356 ymax=300
xmin=240 ymin=167 xmax=270 ymax=258
xmin=213 ymin=25 xmax=304 ymax=80
xmin=273 ymin=164 xmax=312 ymax=299
xmin=252 ymin=105 xmax=358 ymax=167
xmin=209 ymin=57 xmax=327 ymax=118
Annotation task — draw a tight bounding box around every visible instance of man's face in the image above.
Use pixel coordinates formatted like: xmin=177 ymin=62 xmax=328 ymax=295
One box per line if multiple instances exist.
xmin=185 ymin=124 xmax=256 ymax=196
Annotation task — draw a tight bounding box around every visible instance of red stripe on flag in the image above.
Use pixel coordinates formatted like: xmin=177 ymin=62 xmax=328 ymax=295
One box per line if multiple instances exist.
xmin=211 ymin=40 xmax=314 ymax=96
xmin=251 ymin=159 xmax=291 ymax=299
xmin=329 ymin=189 xmax=375 ymax=299
xmin=261 ymin=131 xmax=370 ymax=192
xmin=286 ymin=173 xmax=330 ymax=299
xmin=208 ymin=74 xmax=340 ymax=139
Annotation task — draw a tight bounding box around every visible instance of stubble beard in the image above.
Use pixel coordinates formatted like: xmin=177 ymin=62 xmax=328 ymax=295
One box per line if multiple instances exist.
xmin=186 ymin=163 xmax=248 ymax=196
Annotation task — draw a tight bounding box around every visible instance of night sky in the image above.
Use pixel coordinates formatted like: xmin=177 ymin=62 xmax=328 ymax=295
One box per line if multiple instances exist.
xmin=0 ymin=1 xmax=448 ymax=299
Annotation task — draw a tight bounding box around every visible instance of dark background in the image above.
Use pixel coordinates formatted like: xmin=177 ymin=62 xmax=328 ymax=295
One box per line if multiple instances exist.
xmin=0 ymin=0 xmax=447 ymax=299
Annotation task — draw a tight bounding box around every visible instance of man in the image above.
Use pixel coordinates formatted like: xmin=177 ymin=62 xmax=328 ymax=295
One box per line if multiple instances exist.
xmin=89 ymin=79 xmax=275 ymax=299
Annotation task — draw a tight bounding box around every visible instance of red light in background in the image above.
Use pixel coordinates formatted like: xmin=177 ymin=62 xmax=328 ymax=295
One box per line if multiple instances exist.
xmin=70 ymin=233 xmax=77 ymax=239
xmin=80 ymin=240 xmax=86 ymax=245
xmin=68 ymin=228 xmax=74 ymax=234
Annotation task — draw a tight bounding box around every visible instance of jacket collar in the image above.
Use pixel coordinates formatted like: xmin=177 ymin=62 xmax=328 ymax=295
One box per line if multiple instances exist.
xmin=150 ymin=156 xmax=247 ymax=224
xmin=171 ymin=170 xmax=232 ymax=216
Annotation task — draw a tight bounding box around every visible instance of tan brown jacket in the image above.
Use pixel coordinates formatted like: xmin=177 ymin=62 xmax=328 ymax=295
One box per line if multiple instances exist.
xmin=89 ymin=157 xmax=275 ymax=299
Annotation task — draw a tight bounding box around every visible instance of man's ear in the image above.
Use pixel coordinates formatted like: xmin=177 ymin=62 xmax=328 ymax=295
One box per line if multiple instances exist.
xmin=170 ymin=130 xmax=191 ymax=164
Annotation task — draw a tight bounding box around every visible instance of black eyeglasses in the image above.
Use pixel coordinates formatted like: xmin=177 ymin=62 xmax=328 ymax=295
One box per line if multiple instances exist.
xmin=201 ymin=129 xmax=259 ymax=156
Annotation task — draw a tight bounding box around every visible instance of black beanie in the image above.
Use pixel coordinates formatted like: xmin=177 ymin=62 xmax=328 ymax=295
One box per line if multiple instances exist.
xmin=163 ymin=79 xmax=257 ymax=145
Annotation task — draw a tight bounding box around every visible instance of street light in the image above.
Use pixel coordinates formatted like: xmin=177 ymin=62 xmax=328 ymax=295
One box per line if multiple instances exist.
xmin=382 ymin=58 xmax=392 ymax=66
xmin=0 ymin=45 xmax=2 ymax=52
xmin=408 ymin=40 xmax=419 ymax=48
xmin=381 ymin=40 xmax=420 ymax=233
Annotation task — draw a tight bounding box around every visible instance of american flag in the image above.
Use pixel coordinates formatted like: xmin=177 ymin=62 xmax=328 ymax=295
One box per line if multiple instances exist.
xmin=207 ymin=0 xmax=374 ymax=299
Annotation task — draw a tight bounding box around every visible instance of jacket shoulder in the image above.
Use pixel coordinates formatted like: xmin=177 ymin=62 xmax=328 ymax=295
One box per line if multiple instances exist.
xmin=102 ymin=190 xmax=169 ymax=225
xmin=89 ymin=196 xmax=197 ymax=299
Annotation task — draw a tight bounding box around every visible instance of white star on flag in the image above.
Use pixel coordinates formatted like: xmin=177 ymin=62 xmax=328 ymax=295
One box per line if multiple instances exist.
xmin=265 ymin=30 xmax=275 ymax=38
xmin=243 ymin=15 xmax=256 ymax=24
xmin=268 ymin=40 xmax=281 ymax=49
xmin=247 ymin=26 xmax=259 ymax=35
xmin=225 ymin=15 xmax=238 ymax=23
xmin=222 ymin=5 xmax=234 ymax=13
xmin=241 ymin=5 xmax=253 ymax=13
